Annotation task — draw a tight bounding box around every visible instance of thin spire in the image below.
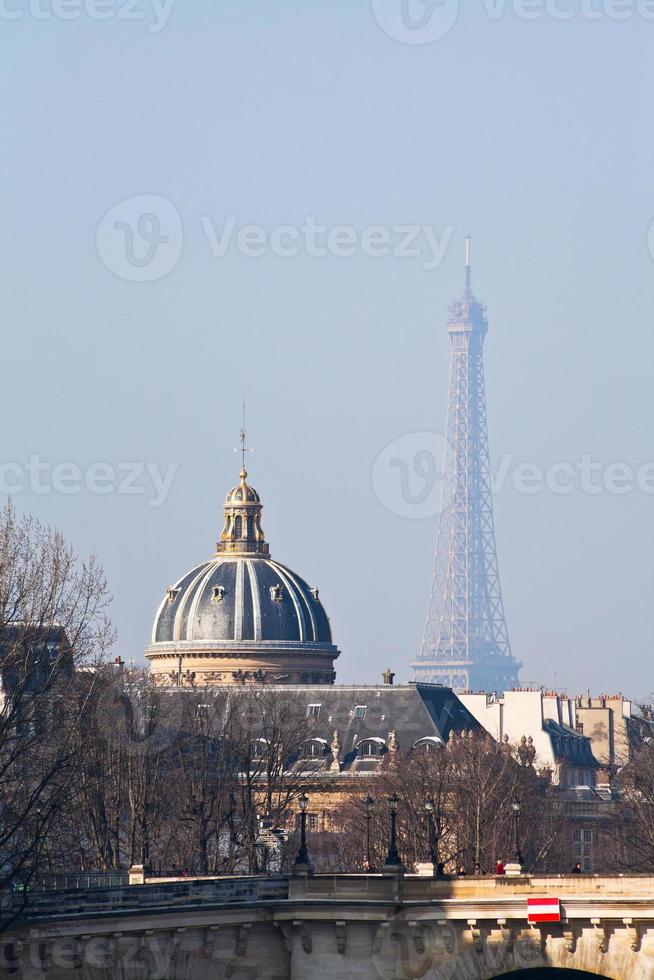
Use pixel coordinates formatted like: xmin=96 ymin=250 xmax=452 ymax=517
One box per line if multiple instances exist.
xmin=465 ymin=235 xmax=472 ymax=294
xmin=240 ymin=398 xmax=247 ymax=471
xmin=234 ymin=398 xmax=253 ymax=481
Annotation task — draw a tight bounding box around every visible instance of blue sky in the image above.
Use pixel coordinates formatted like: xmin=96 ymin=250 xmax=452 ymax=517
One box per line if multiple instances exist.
xmin=2 ymin=0 xmax=654 ymax=697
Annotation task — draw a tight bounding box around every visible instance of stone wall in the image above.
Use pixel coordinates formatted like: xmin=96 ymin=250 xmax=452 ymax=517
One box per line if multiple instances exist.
xmin=5 ymin=873 xmax=654 ymax=979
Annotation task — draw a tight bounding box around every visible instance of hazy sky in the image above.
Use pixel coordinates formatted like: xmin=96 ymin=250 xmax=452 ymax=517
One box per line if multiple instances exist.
xmin=3 ymin=0 xmax=654 ymax=699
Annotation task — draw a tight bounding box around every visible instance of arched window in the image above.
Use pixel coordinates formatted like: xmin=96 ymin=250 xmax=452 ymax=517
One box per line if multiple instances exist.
xmin=234 ymin=516 xmax=243 ymax=538
xmin=358 ymin=738 xmax=385 ymax=758
xmin=302 ymin=738 xmax=327 ymax=759
xmin=413 ymin=737 xmax=443 ymax=755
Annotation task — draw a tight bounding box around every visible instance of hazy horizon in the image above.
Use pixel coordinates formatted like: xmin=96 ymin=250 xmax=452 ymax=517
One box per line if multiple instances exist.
xmin=3 ymin=1 xmax=654 ymax=700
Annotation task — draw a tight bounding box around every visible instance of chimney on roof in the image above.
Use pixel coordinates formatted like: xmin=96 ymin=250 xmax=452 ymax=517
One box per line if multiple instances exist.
xmin=383 ymin=668 xmax=395 ymax=686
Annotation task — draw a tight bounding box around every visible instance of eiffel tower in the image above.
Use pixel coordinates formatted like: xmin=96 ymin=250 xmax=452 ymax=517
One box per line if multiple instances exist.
xmin=412 ymin=240 xmax=521 ymax=693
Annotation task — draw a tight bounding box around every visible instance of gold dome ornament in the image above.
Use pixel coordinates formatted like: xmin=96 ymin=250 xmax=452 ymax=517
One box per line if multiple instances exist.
xmin=217 ymin=466 xmax=269 ymax=557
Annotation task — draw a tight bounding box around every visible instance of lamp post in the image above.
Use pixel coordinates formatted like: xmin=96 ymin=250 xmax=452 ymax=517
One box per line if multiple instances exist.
xmin=363 ymin=796 xmax=376 ymax=873
xmin=424 ymin=797 xmax=438 ymax=866
xmin=511 ymin=797 xmax=523 ymax=867
xmin=292 ymin=792 xmax=313 ymax=876
xmin=382 ymin=794 xmax=404 ymax=873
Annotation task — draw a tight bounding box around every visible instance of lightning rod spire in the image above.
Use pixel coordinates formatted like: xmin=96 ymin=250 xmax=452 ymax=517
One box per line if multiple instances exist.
xmin=234 ymin=399 xmax=253 ymax=480
xmin=465 ymin=235 xmax=472 ymax=294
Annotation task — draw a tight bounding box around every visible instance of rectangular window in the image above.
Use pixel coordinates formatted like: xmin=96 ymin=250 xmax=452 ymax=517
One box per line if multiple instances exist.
xmin=573 ymin=829 xmax=594 ymax=871
xmin=354 ymin=705 xmax=367 ymax=719
xmin=297 ymin=813 xmax=320 ymax=831
xmin=307 ymin=704 xmax=321 ymax=718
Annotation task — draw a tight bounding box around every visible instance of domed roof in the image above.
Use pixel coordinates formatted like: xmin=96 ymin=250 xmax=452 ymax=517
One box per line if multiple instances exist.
xmin=147 ymin=455 xmax=339 ymax=683
xmin=225 ymin=470 xmax=261 ymax=506
xmin=152 ymin=556 xmax=332 ymax=645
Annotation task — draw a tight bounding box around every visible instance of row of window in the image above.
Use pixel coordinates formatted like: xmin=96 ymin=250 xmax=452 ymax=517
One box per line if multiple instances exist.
xmin=307 ymin=704 xmax=368 ymax=720
xmin=249 ymin=736 xmax=442 ymax=759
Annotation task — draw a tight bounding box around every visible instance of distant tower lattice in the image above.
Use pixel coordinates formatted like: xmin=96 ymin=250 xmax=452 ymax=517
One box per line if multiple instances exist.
xmin=412 ymin=240 xmax=521 ymax=693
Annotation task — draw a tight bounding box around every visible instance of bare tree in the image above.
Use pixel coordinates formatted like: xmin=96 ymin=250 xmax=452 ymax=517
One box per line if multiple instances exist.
xmin=161 ymin=688 xmax=238 ymax=875
xmin=0 ymin=502 xmax=113 ymax=903
xmin=324 ymin=733 xmax=563 ymax=875
xmin=612 ymin=740 xmax=654 ymax=871
xmin=227 ymin=687 xmax=323 ymax=872
xmin=119 ymin=673 xmax=176 ymax=870
xmin=66 ymin=667 xmax=128 ymax=870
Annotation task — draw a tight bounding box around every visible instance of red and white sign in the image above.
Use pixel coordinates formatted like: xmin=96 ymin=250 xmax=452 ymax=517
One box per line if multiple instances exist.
xmin=527 ymin=898 xmax=561 ymax=923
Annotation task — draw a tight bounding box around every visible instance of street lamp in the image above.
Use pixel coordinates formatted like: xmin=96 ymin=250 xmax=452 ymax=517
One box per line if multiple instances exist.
xmin=382 ymin=794 xmax=404 ymax=873
xmin=363 ymin=796 xmax=376 ymax=873
xmin=424 ymin=797 xmax=438 ymax=866
xmin=292 ymin=792 xmax=313 ymax=876
xmin=511 ymin=797 xmax=523 ymax=867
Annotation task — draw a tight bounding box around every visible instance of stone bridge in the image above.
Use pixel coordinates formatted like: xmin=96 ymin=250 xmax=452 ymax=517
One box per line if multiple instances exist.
xmin=4 ymin=872 xmax=654 ymax=978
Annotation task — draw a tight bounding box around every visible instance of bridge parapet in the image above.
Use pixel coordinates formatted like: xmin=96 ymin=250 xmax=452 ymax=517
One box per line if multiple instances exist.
xmin=290 ymin=872 xmax=654 ymax=902
xmin=4 ymin=874 xmax=289 ymax=924
xmin=4 ymin=874 xmax=654 ymax=979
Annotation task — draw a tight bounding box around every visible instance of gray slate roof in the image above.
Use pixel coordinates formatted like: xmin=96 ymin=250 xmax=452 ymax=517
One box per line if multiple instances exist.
xmin=275 ymin=683 xmax=480 ymax=773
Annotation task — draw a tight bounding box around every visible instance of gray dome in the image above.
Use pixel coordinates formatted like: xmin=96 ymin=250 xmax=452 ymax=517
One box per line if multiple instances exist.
xmin=152 ymin=557 xmax=333 ymax=646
